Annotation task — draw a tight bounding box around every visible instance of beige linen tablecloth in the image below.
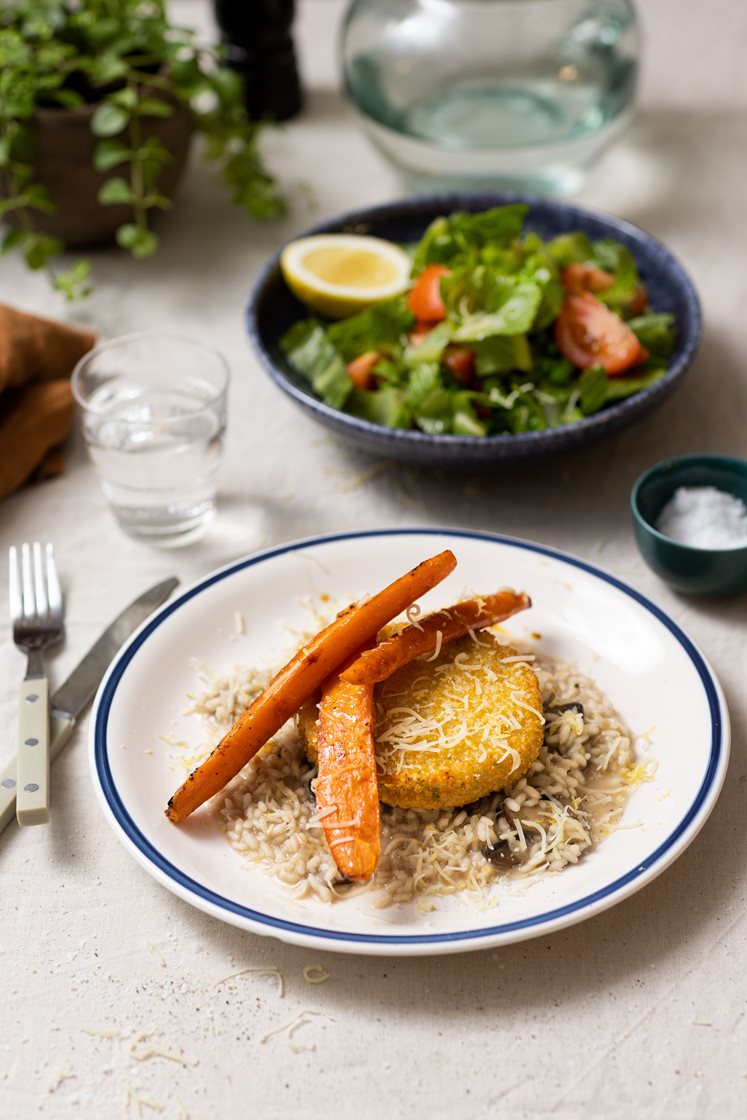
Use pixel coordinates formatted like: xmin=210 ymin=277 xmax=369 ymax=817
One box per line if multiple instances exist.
xmin=1 ymin=2 xmax=745 ymax=1117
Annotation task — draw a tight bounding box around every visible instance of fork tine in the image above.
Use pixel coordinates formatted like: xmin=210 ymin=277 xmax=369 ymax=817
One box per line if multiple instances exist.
xmin=20 ymin=542 xmax=35 ymax=619
xmin=8 ymin=545 xmax=21 ymax=622
xmin=33 ymin=542 xmax=48 ymax=618
xmin=45 ymin=544 xmax=62 ymax=619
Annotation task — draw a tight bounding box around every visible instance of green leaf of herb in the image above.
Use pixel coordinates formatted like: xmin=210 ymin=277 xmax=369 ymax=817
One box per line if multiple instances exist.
xmin=23 ymin=232 xmax=63 ymax=270
xmin=115 ymin=223 xmax=159 ymax=257
xmin=109 ymin=86 xmax=138 ymax=110
xmin=0 ymin=228 xmax=25 ymax=254
xmin=93 ymin=139 xmax=131 ymax=171
xmin=98 ymin=176 xmax=134 ymax=205
xmin=136 ymin=97 xmax=173 ymax=118
xmin=91 ymin=102 xmax=129 ymax=137
xmin=53 ymin=259 xmax=92 ymax=302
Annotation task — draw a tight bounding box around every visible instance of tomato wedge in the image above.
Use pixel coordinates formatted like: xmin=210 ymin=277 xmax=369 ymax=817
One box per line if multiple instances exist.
xmin=628 ymin=283 xmax=649 ymax=315
xmin=562 ymin=262 xmax=648 ymax=314
xmin=346 ymin=350 xmax=381 ymax=390
xmin=555 ymin=293 xmax=648 ymax=376
xmin=407 ymin=264 xmax=451 ymax=323
xmin=561 ymin=262 xmax=615 ymax=296
xmin=443 ymin=345 xmax=476 ymax=385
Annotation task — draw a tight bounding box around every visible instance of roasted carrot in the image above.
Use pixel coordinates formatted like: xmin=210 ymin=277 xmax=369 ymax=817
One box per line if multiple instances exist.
xmin=314 ymin=665 xmax=379 ymax=882
xmin=340 ymin=588 xmax=531 ymax=686
xmin=165 ymin=549 xmax=457 ymax=823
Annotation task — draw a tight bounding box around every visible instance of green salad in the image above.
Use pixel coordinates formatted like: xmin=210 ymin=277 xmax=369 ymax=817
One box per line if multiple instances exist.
xmin=280 ymin=205 xmax=677 ymax=438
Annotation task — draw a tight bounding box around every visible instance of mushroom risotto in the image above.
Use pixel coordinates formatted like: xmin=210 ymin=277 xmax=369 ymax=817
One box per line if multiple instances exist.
xmin=173 ymin=637 xmax=649 ymax=908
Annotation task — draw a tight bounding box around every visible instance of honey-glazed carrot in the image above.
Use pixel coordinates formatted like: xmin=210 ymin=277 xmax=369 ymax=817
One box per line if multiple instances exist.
xmin=165 ymin=549 xmax=457 ymax=823
xmin=315 ymin=670 xmax=379 ymax=882
xmin=340 ymin=589 xmax=530 ymax=687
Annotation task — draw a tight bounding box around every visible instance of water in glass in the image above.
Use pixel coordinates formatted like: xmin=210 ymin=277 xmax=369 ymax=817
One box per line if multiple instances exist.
xmin=83 ymin=379 xmax=225 ymax=542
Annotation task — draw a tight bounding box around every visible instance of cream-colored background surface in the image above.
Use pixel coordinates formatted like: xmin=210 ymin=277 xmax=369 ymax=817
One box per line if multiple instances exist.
xmin=1 ymin=2 xmax=745 ymax=1117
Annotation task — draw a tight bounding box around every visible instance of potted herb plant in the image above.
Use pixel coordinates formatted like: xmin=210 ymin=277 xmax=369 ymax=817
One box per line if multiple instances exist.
xmin=0 ymin=0 xmax=285 ymax=299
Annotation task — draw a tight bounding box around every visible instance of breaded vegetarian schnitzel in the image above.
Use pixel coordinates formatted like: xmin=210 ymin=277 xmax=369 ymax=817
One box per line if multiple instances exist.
xmin=297 ymin=632 xmax=544 ymax=810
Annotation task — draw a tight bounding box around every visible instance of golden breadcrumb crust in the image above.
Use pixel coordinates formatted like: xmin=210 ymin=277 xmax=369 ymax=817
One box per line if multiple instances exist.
xmin=297 ymin=634 xmax=543 ymax=810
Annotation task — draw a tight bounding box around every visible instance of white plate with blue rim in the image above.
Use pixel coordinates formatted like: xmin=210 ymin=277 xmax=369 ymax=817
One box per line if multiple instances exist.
xmin=90 ymin=528 xmax=729 ymax=956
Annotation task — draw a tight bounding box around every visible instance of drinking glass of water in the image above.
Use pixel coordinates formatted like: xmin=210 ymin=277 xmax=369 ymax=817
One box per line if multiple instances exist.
xmin=72 ymin=333 xmax=229 ymax=545
xmin=342 ymin=0 xmax=640 ymax=196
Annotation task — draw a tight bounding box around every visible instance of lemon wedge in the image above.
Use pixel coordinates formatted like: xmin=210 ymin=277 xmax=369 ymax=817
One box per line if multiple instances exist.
xmin=280 ymin=234 xmax=411 ymax=319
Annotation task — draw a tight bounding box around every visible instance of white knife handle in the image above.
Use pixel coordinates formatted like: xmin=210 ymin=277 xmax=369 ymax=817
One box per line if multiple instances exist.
xmin=16 ymin=677 xmax=50 ymax=826
xmin=0 ymin=713 xmax=76 ymax=836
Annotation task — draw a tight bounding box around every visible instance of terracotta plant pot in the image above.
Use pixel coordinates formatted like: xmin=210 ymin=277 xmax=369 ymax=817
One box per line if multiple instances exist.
xmin=8 ymin=96 xmax=192 ymax=248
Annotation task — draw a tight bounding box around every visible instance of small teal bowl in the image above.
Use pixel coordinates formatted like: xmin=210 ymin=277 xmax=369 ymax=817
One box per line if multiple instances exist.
xmin=631 ymin=454 xmax=747 ymax=596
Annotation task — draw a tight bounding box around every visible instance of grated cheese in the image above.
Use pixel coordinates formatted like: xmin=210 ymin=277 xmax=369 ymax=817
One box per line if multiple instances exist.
xmin=405 ymin=602 xmax=424 ymax=630
xmin=146 ymin=941 xmax=167 ymax=968
xmin=123 ymin=1084 xmax=166 ymax=1118
xmin=422 ymin=629 xmax=443 ymax=662
xmin=213 ymin=966 xmax=285 ymax=998
xmin=47 ymin=1062 xmax=76 ymax=1093
xmin=260 ymin=1010 xmax=334 ymax=1045
xmin=128 ymin=1030 xmax=198 ymax=1068
xmin=303 ymin=964 xmax=330 ymax=985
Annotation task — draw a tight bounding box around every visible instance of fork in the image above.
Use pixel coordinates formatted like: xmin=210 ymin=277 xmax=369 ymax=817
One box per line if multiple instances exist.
xmin=9 ymin=543 xmax=64 ymax=826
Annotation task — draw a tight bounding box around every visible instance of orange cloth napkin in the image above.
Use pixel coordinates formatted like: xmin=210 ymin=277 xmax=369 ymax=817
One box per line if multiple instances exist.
xmin=0 ymin=304 xmax=96 ymax=498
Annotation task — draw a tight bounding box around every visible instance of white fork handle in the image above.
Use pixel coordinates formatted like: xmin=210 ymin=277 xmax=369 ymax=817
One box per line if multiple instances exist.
xmin=16 ymin=677 xmax=50 ymax=826
xmin=0 ymin=714 xmax=75 ymax=834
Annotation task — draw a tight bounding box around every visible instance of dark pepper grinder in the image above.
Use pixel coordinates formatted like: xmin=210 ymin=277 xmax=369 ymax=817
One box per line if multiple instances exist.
xmin=213 ymin=0 xmax=303 ymax=122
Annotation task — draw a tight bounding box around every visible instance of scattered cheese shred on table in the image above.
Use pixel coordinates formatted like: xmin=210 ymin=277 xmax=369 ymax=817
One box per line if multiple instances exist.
xmin=128 ymin=1030 xmax=198 ymax=1068
xmin=146 ymin=941 xmax=167 ymax=968
xmin=47 ymin=1061 xmax=76 ymax=1093
xmin=302 ymin=964 xmax=330 ymax=984
xmin=173 ymin=1096 xmax=190 ymax=1120
xmin=124 ymin=1084 xmax=166 ymax=1117
xmin=260 ymin=1010 xmax=334 ymax=1045
xmin=80 ymin=1026 xmax=121 ymax=1039
xmin=337 ymin=461 xmax=391 ymax=493
xmin=213 ymin=966 xmax=285 ymax=997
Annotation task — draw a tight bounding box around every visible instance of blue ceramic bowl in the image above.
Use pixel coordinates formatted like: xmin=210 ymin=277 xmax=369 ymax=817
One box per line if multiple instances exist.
xmin=631 ymin=454 xmax=747 ymax=597
xmin=247 ymin=192 xmax=702 ymax=467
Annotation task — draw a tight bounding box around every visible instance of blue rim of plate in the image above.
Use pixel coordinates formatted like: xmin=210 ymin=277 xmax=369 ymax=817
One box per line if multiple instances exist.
xmin=92 ymin=528 xmax=727 ymax=948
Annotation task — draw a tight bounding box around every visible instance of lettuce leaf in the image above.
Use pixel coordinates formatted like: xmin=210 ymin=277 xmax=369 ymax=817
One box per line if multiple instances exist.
xmin=590 ymin=240 xmax=638 ymax=307
xmin=472 ymin=334 xmax=532 ymax=375
xmin=280 ymin=321 xmax=352 ymax=410
xmin=442 ymin=265 xmax=544 ymax=339
xmin=628 ymin=312 xmax=677 ymax=358
xmin=604 ymin=365 xmax=668 ymax=400
xmin=577 ymin=363 xmax=668 ymax=416
xmin=326 ymin=298 xmax=413 ymax=362
xmin=403 ymin=321 xmax=452 ymax=366
xmin=548 ymin=231 xmax=594 ymax=266
xmin=348 ymin=387 xmax=412 ymax=429
xmin=412 ymin=204 xmax=529 ymax=271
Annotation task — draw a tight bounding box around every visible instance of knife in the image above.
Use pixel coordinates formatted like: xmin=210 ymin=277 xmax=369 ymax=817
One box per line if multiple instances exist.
xmin=1 ymin=576 xmax=179 ymax=835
